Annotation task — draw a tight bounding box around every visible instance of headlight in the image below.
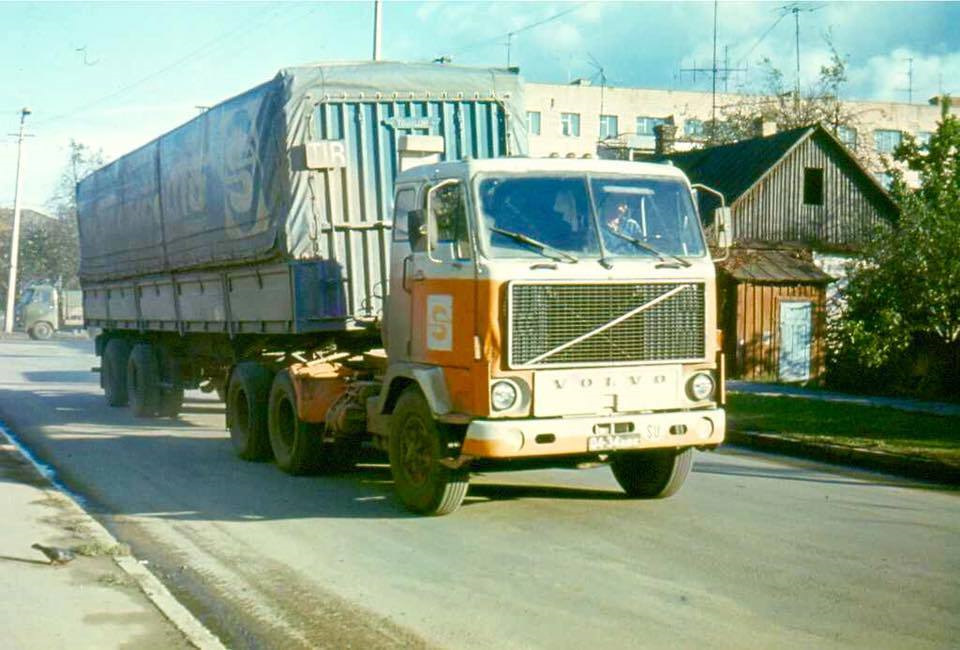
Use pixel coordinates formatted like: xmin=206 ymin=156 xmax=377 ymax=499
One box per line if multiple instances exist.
xmin=491 ymin=380 xmax=519 ymax=411
xmin=687 ymin=372 xmax=715 ymax=401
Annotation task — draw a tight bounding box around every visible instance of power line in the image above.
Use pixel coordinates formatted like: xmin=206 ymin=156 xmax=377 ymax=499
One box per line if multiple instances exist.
xmin=446 ymin=4 xmax=584 ymax=61
xmin=31 ymin=3 xmax=299 ymax=129
xmin=736 ymin=10 xmax=788 ymax=67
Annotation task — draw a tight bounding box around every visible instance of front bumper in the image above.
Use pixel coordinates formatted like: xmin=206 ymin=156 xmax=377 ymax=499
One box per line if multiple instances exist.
xmin=461 ymin=408 xmax=724 ymax=458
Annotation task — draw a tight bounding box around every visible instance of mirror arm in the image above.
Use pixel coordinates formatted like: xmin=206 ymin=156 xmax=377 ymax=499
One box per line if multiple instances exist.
xmin=692 ymin=183 xmax=731 ymax=262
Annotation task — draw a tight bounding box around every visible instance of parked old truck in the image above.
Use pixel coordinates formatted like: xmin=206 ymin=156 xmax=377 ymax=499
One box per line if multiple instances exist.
xmin=16 ymin=283 xmax=84 ymax=339
xmin=77 ymin=62 xmax=728 ymax=515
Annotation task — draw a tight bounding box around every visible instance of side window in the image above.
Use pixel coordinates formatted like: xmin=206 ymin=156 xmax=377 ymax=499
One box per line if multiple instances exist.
xmin=429 ymin=181 xmax=471 ymax=259
xmin=392 ymin=187 xmax=417 ymax=242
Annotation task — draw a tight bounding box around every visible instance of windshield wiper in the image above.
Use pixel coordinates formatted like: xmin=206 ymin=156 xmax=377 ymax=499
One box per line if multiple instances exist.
xmin=603 ymin=226 xmax=691 ymax=268
xmin=489 ymin=226 xmax=578 ymax=264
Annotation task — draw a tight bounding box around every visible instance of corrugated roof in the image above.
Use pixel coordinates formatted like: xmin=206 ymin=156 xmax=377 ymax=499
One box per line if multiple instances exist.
xmin=723 ymin=249 xmax=833 ymax=284
xmin=654 ymin=126 xmax=813 ymax=204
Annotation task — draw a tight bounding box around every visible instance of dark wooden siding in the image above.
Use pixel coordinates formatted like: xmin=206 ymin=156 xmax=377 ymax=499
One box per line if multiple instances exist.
xmin=733 ymin=136 xmax=889 ymax=248
xmin=724 ymin=280 xmax=827 ymax=381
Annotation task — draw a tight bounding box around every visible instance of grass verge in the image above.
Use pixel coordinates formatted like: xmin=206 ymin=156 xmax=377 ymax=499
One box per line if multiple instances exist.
xmin=726 ymin=394 xmax=960 ymax=466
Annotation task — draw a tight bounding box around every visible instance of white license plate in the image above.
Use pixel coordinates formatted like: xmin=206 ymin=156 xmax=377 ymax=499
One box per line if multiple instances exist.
xmin=588 ymin=433 xmax=646 ymax=452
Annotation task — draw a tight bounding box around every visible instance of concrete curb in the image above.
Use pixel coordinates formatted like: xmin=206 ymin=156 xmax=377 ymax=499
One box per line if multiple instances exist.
xmin=726 ymin=430 xmax=960 ymax=485
xmin=0 ymin=426 xmax=226 ymax=650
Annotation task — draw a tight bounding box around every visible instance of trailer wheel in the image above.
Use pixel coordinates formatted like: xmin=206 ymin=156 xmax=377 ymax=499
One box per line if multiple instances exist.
xmin=103 ymin=338 xmax=131 ymax=407
xmin=388 ymin=387 xmax=469 ymax=516
xmin=267 ymin=371 xmax=322 ymax=475
xmin=227 ymin=362 xmax=273 ymax=461
xmin=127 ymin=343 xmax=161 ymax=417
xmin=28 ymin=321 xmax=54 ymax=340
xmin=610 ymin=448 xmax=694 ymax=499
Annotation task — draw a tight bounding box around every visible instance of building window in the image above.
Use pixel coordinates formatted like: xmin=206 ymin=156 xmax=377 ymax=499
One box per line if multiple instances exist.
xmin=527 ymin=111 xmax=541 ymax=136
xmin=874 ymin=129 xmax=902 ymax=154
xmin=874 ymin=172 xmax=893 ymax=190
xmin=636 ymin=116 xmax=666 ymax=135
xmin=837 ymin=125 xmax=857 ymax=148
xmin=916 ymin=131 xmax=933 ymax=147
xmin=599 ymin=114 xmax=618 ymax=140
xmin=685 ymin=119 xmax=704 ymax=137
xmin=561 ymin=112 xmax=580 ymax=137
xmin=803 ymin=168 xmax=824 ymax=205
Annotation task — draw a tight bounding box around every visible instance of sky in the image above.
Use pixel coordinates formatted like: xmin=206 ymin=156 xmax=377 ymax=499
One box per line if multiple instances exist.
xmin=1 ymin=0 xmax=958 ymax=211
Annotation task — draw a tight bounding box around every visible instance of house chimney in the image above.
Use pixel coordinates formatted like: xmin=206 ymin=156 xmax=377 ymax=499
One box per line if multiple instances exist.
xmin=654 ymin=123 xmax=678 ymax=155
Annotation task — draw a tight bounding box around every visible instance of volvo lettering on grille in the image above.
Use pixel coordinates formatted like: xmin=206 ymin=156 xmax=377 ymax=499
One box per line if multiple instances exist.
xmin=509 ymin=282 xmax=705 ymax=367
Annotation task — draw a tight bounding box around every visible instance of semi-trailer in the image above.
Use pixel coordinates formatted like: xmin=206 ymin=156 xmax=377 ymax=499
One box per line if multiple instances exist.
xmin=78 ymin=62 xmax=728 ymax=515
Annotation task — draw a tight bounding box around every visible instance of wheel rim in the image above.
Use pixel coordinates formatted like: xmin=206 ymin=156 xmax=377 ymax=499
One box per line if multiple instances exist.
xmin=276 ymin=396 xmax=296 ymax=449
xmin=400 ymin=415 xmax=433 ymax=486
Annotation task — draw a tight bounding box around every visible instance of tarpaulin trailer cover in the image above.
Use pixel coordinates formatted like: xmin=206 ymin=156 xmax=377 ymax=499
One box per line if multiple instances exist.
xmin=76 ymin=62 xmax=526 ymax=289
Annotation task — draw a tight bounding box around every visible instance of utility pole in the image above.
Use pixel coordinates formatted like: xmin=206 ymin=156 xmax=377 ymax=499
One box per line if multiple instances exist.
xmin=5 ymin=108 xmax=31 ymax=334
xmin=372 ymin=0 xmax=382 ymax=61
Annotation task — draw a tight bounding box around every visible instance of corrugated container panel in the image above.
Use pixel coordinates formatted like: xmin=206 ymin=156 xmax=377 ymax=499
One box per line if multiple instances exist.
xmin=312 ymin=97 xmax=509 ymax=322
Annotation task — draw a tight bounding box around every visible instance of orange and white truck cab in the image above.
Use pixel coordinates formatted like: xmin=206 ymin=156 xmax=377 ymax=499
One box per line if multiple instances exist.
xmin=374 ymin=157 xmax=726 ymax=512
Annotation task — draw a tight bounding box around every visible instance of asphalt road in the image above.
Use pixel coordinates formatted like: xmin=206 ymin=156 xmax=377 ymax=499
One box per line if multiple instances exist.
xmin=1 ymin=337 xmax=958 ymax=649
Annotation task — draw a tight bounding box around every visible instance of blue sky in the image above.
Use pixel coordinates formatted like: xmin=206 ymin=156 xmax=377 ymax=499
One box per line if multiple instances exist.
xmin=2 ymin=1 xmax=959 ymax=210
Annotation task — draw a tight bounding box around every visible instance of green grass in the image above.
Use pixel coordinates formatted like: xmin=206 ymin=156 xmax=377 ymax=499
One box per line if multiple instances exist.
xmin=726 ymin=394 xmax=960 ymax=466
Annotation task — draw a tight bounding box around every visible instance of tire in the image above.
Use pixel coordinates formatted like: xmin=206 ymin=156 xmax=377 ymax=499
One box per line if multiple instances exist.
xmin=610 ymin=448 xmax=694 ymax=499
xmin=227 ymin=362 xmax=273 ymax=461
xmin=29 ymin=321 xmax=54 ymax=340
xmin=103 ymin=338 xmax=131 ymax=407
xmin=268 ymin=371 xmax=322 ymax=475
xmin=155 ymin=346 xmax=184 ymax=418
xmin=388 ymin=387 xmax=469 ymax=516
xmin=127 ymin=343 xmax=161 ymax=417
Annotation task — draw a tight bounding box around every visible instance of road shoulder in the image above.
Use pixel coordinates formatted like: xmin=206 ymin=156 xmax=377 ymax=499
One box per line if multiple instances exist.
xmin=0 ymin=425 xmax=225 ymax=650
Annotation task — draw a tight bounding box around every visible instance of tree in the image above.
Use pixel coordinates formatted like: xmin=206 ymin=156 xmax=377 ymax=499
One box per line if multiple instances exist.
xmin=709 ymin=38 xmax=867 ymax=158
xmin=829 ymin=99 xmax=960 ymax=396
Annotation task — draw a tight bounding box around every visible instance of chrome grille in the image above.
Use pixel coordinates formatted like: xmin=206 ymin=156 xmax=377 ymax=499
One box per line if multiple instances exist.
xmin=509 ymin=282 xmax=705 ymax=366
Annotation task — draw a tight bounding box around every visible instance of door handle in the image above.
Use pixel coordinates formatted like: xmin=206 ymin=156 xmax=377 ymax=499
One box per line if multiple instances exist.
xmin=412 ymin=270 xmax=426 ymax=281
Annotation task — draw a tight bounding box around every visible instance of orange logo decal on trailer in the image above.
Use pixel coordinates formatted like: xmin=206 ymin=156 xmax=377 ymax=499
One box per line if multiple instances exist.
xmin=426 ymin=294 xmax=453 ymax=351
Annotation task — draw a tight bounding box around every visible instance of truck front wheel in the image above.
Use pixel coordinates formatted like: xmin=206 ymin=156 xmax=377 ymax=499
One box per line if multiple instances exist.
xmin=103 ymin=338 xmax=131 ymax=407
xmin=28 ymin=321 xmax=54 ymax=340
xmin=610 ymin=448 xmax=694 ymax=499
xmin=227 ymin=362 xmax=273 ymax=461
xmin=388 ymin=387 xmax=469 ymax=516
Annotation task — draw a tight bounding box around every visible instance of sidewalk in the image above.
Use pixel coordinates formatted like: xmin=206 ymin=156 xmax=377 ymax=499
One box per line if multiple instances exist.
xmin=726 ymin=381 xmax=960 ymax=484
xmin=0 ymin=428 xmax=222 ymax=649
xmin=728 ymin=380 xmax=960 ymax=417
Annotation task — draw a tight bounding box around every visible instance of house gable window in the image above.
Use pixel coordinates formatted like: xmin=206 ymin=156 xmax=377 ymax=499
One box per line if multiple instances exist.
xmin=803 ymin=168 xmax=824 ymax=206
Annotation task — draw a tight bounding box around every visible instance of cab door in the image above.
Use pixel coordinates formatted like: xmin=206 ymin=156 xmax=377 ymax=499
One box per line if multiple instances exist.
xmin=383 ymin=185 xmax=420 ymax=362
xmin=407 ymin=179 xmax=477 ymax=368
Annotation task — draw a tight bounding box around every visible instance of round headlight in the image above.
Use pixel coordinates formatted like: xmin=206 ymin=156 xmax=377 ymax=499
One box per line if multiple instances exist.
xmin=687 ymin=373 xmax=715 ymax=401
xmin=491 ymin=380 xmax=519 ymax=411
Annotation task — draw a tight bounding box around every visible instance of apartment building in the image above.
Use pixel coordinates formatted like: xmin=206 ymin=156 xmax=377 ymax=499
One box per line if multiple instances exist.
xmin=523 ymin=80 xmax=956 ymax=183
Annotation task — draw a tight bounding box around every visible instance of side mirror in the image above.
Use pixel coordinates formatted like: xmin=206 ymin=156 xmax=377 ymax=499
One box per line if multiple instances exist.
xmin=408 ymin=209 xmax=427 ymax=250
xmin=713 ymin=207 xmax=732 ymax=250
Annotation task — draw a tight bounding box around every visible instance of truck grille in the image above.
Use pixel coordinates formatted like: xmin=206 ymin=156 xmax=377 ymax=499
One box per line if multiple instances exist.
xmin=509 ymin=282 xmax=705 ymax=367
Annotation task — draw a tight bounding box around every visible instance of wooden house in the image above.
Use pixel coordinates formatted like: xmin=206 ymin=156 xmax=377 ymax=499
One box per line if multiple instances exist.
xmin=658 ymin=124 xmax=899 ymax=382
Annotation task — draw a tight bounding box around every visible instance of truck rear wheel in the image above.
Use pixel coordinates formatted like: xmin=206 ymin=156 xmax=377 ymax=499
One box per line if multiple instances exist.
xmin=227 ymin=362 xmax=273 ymax=461
xmin=268 ymin=370 xmax=321 ymax=475
xmin=156 ymin=346 xmax=184 ymax=418
xmin=388 ymin=387 xmax=469 ymax=516
xmin=610 ymin=448 xmax=694 ymax=499
xmin=103 ymin=338 xmax=131 ymax=407
xmin=127 ymin=343 xmax=161 ymax=417
xmin=28 ymin=321 xmax=54 ymax=340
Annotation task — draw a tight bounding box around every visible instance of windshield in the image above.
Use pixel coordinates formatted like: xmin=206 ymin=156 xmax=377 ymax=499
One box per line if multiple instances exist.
xmin=18 ymin=288 xmax=34 ymax=306
xmin=476 ymin=174 xmax=706 ymax=260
